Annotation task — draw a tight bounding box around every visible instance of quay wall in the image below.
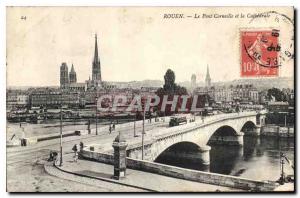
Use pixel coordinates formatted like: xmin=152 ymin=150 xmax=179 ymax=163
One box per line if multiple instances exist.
xmin=261 ymin=125 xmax=294 ymax=137
xmin=80 ymin=149 xmax=276 ymax=191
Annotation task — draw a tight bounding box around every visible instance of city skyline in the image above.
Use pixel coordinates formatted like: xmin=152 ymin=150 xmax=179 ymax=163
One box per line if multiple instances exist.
xmin=7 ymin=7 xmax=294 ymax=87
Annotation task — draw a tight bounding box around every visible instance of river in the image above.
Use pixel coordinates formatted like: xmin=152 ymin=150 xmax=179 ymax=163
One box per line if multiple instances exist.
xmin=156 ymin=136 xmax=294 ymax=182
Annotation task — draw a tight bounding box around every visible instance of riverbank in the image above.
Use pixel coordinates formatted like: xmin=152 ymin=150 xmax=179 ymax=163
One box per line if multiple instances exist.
xmin=261 ymin=125 xmax=294 ymax=137
xmin=6 ymin=118 xmax=133 ymax=141
xmin=45 ymin=153 xmax=241 ymax=192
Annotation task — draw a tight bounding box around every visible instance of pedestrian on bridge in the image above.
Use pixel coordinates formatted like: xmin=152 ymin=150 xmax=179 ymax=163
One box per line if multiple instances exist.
xmin=109 ymin=125 xmax=112 ymax=134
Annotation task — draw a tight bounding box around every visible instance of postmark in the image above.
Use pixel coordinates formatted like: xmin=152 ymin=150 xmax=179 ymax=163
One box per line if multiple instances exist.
xmin=240 ymin=29 xmax=280 ymax=77
xmin=249 ymin=11 xmax=294 ymax=62
xmin=241 ymin=10 xmax=294 ymax=77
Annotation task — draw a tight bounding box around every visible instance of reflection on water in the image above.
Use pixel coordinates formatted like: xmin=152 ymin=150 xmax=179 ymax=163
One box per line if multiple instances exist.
xmin=155 ymin=136 xmax=294 ymax=181
xmin=209 ymin=145 xmax=243 ymax=175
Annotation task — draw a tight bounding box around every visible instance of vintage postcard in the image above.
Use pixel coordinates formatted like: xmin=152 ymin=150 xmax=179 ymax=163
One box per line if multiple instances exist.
xmin=6 ymin=6 xmax=294 ymax=192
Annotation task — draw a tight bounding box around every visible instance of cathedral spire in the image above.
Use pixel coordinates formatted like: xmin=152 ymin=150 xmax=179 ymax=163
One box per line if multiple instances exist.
xmin=70 ymin=63 xmax=75 ymax=73
xmin=94 ymin=34 xmax=99 ymax=63
xmin=206 ymin=65 xmax=210 ymax=78
xmin=92 ymin=33 xmax=102 ymax=82
xmin=205 ymin=64 xmax=211 ymax=88
xmin=69 ymin=63 xmax=77 ymax=84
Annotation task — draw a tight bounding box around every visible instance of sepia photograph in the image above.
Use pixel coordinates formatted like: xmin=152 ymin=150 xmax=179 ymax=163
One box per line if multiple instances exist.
xmin=5 ymin=6 xmax=295 ymax=192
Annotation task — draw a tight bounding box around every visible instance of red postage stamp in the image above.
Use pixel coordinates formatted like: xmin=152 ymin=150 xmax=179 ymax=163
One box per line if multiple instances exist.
xmin=240 ymin=29 xmax=280 ymax=77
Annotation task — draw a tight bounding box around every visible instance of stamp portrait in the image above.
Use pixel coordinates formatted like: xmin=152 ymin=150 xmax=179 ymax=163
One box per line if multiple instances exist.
xmin=240 ymin=29 xmax=280 ymax=77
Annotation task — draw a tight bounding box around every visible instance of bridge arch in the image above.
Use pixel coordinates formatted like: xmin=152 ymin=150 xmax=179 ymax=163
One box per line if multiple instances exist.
xmin=154 ymin=141 xmax=199 ymax=161
xmin=154 ymin=141 xmax=211 ymax=166
xmin=212 ymin=125 xmax=239 ymax=136
xmin=126 ymin=112 xmax=263 ymax=163
xmin=208 ymin=125 xmax=243 ymax=146
xmin=240 ymin=121 xmax=256 ymax=134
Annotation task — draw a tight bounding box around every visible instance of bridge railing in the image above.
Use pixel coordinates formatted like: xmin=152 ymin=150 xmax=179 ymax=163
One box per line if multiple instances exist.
xmin=202 ymin=111 xmax=257 ymax=123
xmin=153 ymin=111 xmax=257 ymax=141
xmin=126 ymin=111 xmax=258 ymax=149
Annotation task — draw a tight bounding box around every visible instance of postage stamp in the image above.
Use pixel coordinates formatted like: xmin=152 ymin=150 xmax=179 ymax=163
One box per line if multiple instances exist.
xmin=240 ymin=29 xmax=280 ymax=77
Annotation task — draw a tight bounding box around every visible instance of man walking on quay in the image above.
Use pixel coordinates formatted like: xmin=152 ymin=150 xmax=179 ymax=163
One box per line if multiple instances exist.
xmin=72 ymin=144 xmax=79 ymax=162
xmin=20 ymin=127 xmax=26 ymax=146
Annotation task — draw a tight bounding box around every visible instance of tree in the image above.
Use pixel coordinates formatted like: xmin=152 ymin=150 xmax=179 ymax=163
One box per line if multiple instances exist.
xmin=267 ymin=88 xmax=287 ymax=102
xmin=156 ymin=69 xmax=188 ymax=116
xmin=157 ymin=69 xmax=187 ymax=95
xmin=163 ymin=69 xmax=176 ymax=92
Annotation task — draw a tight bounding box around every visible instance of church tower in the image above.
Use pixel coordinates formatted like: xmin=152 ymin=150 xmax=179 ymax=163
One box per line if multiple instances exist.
xmin=191 ymin=74 xmax=196 ymax=92
xmin=60 ymin=62 xmax=69 ymax=89
xmin=92 ymin=34 xmax=102 ymax=82
xmin=205 ymin=65 xmax=211 ymax=88
xmin=69 ymin=64 xmax=77 ymax=84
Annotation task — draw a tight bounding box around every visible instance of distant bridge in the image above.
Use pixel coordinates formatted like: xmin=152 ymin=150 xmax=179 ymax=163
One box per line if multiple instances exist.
xmin=126 ymin=111 xmax=266 ymax=165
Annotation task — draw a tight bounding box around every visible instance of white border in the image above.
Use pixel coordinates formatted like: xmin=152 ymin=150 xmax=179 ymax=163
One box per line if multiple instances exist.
xmin=0 ymin=1 xmax=298 ymax=197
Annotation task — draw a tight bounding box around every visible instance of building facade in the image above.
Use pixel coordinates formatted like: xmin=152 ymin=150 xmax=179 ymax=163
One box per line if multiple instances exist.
xmin=6 ymin=90 xmax=29 ymax=109
xmin=30 ymin=89 xmax=80 ymax=108
xmin=214 ymin=86 xmax=233 ymax=103
xmin=233 ymin=84 xmax=259 ymax=104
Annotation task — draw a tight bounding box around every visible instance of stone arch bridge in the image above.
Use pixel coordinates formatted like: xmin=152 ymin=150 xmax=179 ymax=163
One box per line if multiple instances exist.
xmin=126 ymin=111 xmax=266 ymax=165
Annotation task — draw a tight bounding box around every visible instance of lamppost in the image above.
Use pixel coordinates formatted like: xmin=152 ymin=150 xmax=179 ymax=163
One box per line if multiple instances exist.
xmin=109 ymin=113 xmax=113 ymax=134
xmin=142 ymin=105 xmax=146 ymax=160
xmin=133 ymin=111 xmax=137 ymax=137
xmin=284 ymin=114 xmax=287 ymax=127
xmin=280 ymin=152 xmax=286 ymax=184
xmin=131 ymin=93 xmax=138 ymax=137
xmin=95 ymin=96 xmax=98 ymax=135
xmin=73 ymin=106 xmax=76 ymax=128
xmin=59 ymin=92 xmax=63 ymax=166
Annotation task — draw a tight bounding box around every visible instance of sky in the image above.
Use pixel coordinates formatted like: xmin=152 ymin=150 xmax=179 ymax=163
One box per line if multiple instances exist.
xmin=6 ymin=7 xmax=294 ymax=86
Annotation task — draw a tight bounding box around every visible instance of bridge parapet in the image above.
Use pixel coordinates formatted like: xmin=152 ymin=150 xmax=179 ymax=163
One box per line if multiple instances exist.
xmin=126 ymin=111 xmax=260 ymax=162
xmin=202 ymin=111 xmax=257 ymax=123
xmin=127 ymin=112 xmax=255 ymax=146
xmin=153 ymin=111 xmax=257 ymax=140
